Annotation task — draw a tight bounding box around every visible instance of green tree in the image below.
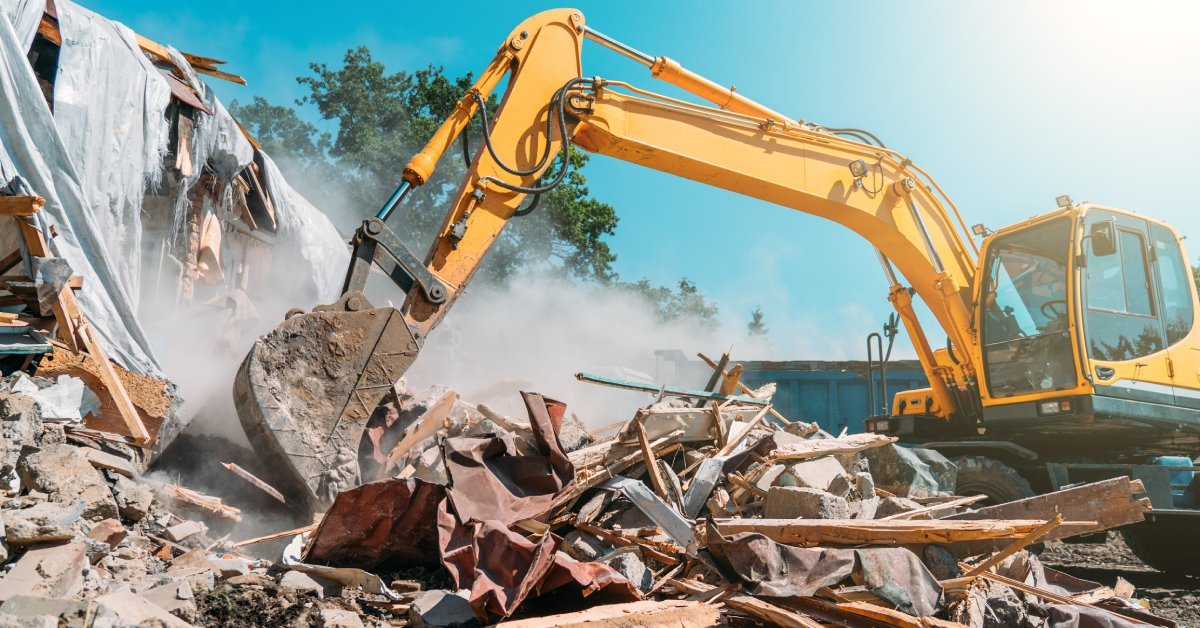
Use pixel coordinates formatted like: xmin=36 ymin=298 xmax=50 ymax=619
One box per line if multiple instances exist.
xmin=234 ymin=47 xmax=617 ymax=282
xmin=747 ymin=306 xmax=768 ymax=336
xmin=621 ymin=278 xmax=719 ymax=329
xmin=1193 ymin=263 xmax=1199 ymax=291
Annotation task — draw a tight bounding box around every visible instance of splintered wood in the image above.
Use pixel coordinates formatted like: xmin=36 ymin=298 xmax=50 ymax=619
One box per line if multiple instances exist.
xmin=712 ymin=518 xmax=1097 ymax=547
xmin=221 ymin=462 xmax=286 ymax=504
xmin=159 ymin=485 xmax=242 ymax=522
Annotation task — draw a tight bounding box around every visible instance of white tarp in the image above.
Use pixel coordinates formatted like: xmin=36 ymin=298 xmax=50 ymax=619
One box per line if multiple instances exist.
xmin=0 ymin=3 xmax=161 ymax=375
xmin=54 ymin=0 xmax=173 ymax=309
xmin=0 ymin=1 xmax=346 ymax=378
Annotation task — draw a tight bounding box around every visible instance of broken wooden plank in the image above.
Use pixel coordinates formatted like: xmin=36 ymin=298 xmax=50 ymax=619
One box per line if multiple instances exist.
xmin=634 ymin=416 xmax=671 ymax=501
xmin=715 ymin=404 xmax=771 ymax=457
xmin=0 ymin=196 xmax=44 ymax=216
xmin=717 ymin=363 xmax=743 ymax=397
xmin=769 ymin=432 xmax=897 ymax=461
xmin=158 ymin=485 xmax=241 ymax=522
xmin=964 ymin=514 xmax=1062 ymax=577
xmin=669 ymin=578 xmax=822 ymax=628
xmin=379 ymin=390 xmax=458 ymax=477
xmin=948 ymin=476 xmax=1150 ymax=554
xmin=231 ymin=522 xmax=320 ymax=549
xmin=714 ymin=517 xmax=1096 ymax=547
xmin=134 ymin=34 xmax=247 ymax=85
xmin=880 ymin=493 xmax=988 ymax=520
xmin=81 ymin=448 xmax=137 ymax=478
xmin=575 ymin=523 xmax=680 ymax=565
xmin=221 ymin=462 xmax=286 ymax=504
xmin=788 ymin=597 xmax=962 ymax=628
xmin=497 ymin=599 xmax=720 ymax=628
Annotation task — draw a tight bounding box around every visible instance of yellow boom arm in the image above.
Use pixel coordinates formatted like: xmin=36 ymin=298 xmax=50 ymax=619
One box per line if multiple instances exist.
xmin=392 ymin=9 xmax=982 ymax=420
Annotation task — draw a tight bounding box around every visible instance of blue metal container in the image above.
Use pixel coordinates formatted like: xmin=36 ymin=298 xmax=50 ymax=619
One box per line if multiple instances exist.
xmin=1151 ymin=455 xmax=1196 ymax=508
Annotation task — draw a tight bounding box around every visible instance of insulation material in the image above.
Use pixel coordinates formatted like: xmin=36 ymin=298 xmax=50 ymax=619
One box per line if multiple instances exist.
xmin=197 ymin=210 xmax=223 ymax=285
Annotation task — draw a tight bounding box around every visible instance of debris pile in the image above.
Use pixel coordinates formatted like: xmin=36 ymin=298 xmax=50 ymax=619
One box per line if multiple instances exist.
xmin=0 ymin=365 xmax=1173 ymax=626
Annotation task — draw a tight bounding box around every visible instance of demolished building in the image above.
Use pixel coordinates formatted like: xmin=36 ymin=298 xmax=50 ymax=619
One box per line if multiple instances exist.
xmin=0 ymin=0 xmax=345 ymax=454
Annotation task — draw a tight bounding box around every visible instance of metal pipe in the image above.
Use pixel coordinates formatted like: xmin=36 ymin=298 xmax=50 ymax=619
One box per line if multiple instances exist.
xmin=583 ymin=26 xmax=655 ymax=67
xmin=874 ymin=248 xmax=900 ymax=286
xmin=375 ymin=180 xmax=412 ymax=221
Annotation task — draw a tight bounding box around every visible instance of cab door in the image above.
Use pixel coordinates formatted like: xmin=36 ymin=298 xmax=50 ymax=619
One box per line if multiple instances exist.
xmin=1080 ymin=210 xmax=1174 ymax=405
xmin=1149 ymin=223 xmax=1200 ymax=407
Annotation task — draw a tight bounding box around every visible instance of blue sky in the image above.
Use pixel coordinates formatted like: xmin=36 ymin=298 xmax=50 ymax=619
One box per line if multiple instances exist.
xmin=87 ymin=0 xmax=1200 ymax=359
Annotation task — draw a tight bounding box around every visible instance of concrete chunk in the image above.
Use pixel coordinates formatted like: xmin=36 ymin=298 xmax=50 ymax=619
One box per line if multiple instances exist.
xmin=774 ymin=456 xmax=846 ymax=492
xmin=16 ymin=445 xmax=116 ymax=520
xmin=142 ymin=580 xmax=197 ymax=623
xmin=859 ymin=444 xmax=956 ymax=498
xmin=96 ymin=587 xmax=190 ymax=628
xmin=875 ymin=495 xmax=924 ymax=518
xmin=112 ymin=476 xmax=154 ymax=522
xmin=408 ymin=589 xmax=480 ymax=628
xmin=764 ymin=486 xmax=850 ymax=519
xmin=0 ymin=595 xmax=90 ymax=626
xmin=164 ymin=520 xmax=206 ymax=542
xmin=85 ymin=519 xmax=126 ymax=549
xmin=0 ymin=543 xmax=87 ymax=603
xmin=319 ymin=608 xmax=365 ymax=628
xmin=1 ymin=502 xmax=81 ymax=545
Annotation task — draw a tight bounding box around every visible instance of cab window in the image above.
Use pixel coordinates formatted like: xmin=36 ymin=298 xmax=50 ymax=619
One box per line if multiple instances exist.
xmin=1085 ymin=217 xmax=1164 ymax=361
xmin=980 ymin=217 xmax=1077 ymax=396
xmin=1151 ymin=224 xmax=1195 ymax=345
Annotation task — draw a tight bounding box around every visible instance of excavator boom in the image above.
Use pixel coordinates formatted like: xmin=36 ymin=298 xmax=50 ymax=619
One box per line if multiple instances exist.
xmin=235 ymin=9 xmax=992 ymax=510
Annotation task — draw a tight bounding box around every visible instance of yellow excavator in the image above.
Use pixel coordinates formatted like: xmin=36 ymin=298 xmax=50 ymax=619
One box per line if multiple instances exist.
xmin=234 ymin=9 xmax=1200 ymax=574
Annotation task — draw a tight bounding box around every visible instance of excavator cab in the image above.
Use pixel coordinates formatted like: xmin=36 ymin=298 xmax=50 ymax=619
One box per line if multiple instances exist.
xmin=890 ymin=203 xmax=1200 ymax=459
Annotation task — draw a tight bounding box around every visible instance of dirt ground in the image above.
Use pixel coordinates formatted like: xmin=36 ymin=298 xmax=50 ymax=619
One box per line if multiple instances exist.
xmin=1042 ymin=533 xmax=1200 ymax=626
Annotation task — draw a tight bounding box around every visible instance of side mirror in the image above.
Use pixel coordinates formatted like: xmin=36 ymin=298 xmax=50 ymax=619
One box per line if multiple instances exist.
xmin=1089 ymin=221 xmax=1117 ymax=257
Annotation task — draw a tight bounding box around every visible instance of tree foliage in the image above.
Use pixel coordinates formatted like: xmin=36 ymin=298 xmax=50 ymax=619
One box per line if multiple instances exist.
xmin=233 ymin=47 xmax=617 ymax=282
xmin=621 ymin=278 xmax=719 ymax=329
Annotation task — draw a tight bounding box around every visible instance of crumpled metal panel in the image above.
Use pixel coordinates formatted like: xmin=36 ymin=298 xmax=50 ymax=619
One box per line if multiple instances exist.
xmin=705 ymin=520 xmax=943 ymax=617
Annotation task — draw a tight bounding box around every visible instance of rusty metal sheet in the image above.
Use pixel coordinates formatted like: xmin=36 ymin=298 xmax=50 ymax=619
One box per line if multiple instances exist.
xmin=443 ymin=391 xmax=573 ymax=525
xmin=305 ymin=478 xmax=445 ymax=570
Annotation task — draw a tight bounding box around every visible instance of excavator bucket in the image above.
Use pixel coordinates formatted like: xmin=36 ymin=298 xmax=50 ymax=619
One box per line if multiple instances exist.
xmin=234 ymin=302 xmax=419 ymax=513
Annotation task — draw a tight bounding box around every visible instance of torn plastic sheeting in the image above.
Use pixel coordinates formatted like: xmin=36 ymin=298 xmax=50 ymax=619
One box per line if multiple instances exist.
xmin=2 ymin=0 xmax=42 ymax=51
xmin=704 ymin=519 xmax=943 ymax=617
xmin=54 ymin=0 xmax=172 ymax=311
xmin=443 ymin=391 xmax=574 ymax=526
xmin=281 ymin=533 xmax=399 ymax=600
xmin=601 ymin=476 xmax=697 ymax=554
xmin=0 ymin=8 xmax=161 ymax=376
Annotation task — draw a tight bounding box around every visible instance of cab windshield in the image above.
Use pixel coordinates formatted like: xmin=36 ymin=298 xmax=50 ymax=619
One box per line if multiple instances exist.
xmin=980 ymin=217 xmax=1078 ymax=396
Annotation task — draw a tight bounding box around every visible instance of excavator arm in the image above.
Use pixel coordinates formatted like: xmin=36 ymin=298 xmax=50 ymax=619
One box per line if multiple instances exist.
xmin=394 ymin=9 xmax=981 ymax=419
xmin=236 ymin=9 xmax=987 ymax=511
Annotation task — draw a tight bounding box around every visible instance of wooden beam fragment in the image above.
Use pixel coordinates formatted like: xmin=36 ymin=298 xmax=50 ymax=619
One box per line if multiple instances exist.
xmin=947 ymin=476 xmax=1150 ymax=554
xmin=221 ymin=462 xmax=286 ymax=504
xmin=881 ymin=493 xmax=988 ymax=520
xmin=769 ymin=433 xmax=897 ymax=461
xmin=81 ymin=448 xmax=137 ymax=478
xmin=497 ymin=600 xmax=721 ymax=628
xmin=231 ymin=522 xmax=320 ymax=549
xmin=699 ymin=352 xmax=816 ymax=434
xmin=669 ymin=579 xmax=822 ymax=628
xmin=634 ymin=416 xmax=670 ymax=501
xmin=159 ymin=485 xmax=242 ymax=522
xmin=714 ymin=517 xmax=1096 ymax=547
xmin=0 ymin=196 xmax=44 ymax=216
xmin=963 ymin=514 xmax=1062 ymax=577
